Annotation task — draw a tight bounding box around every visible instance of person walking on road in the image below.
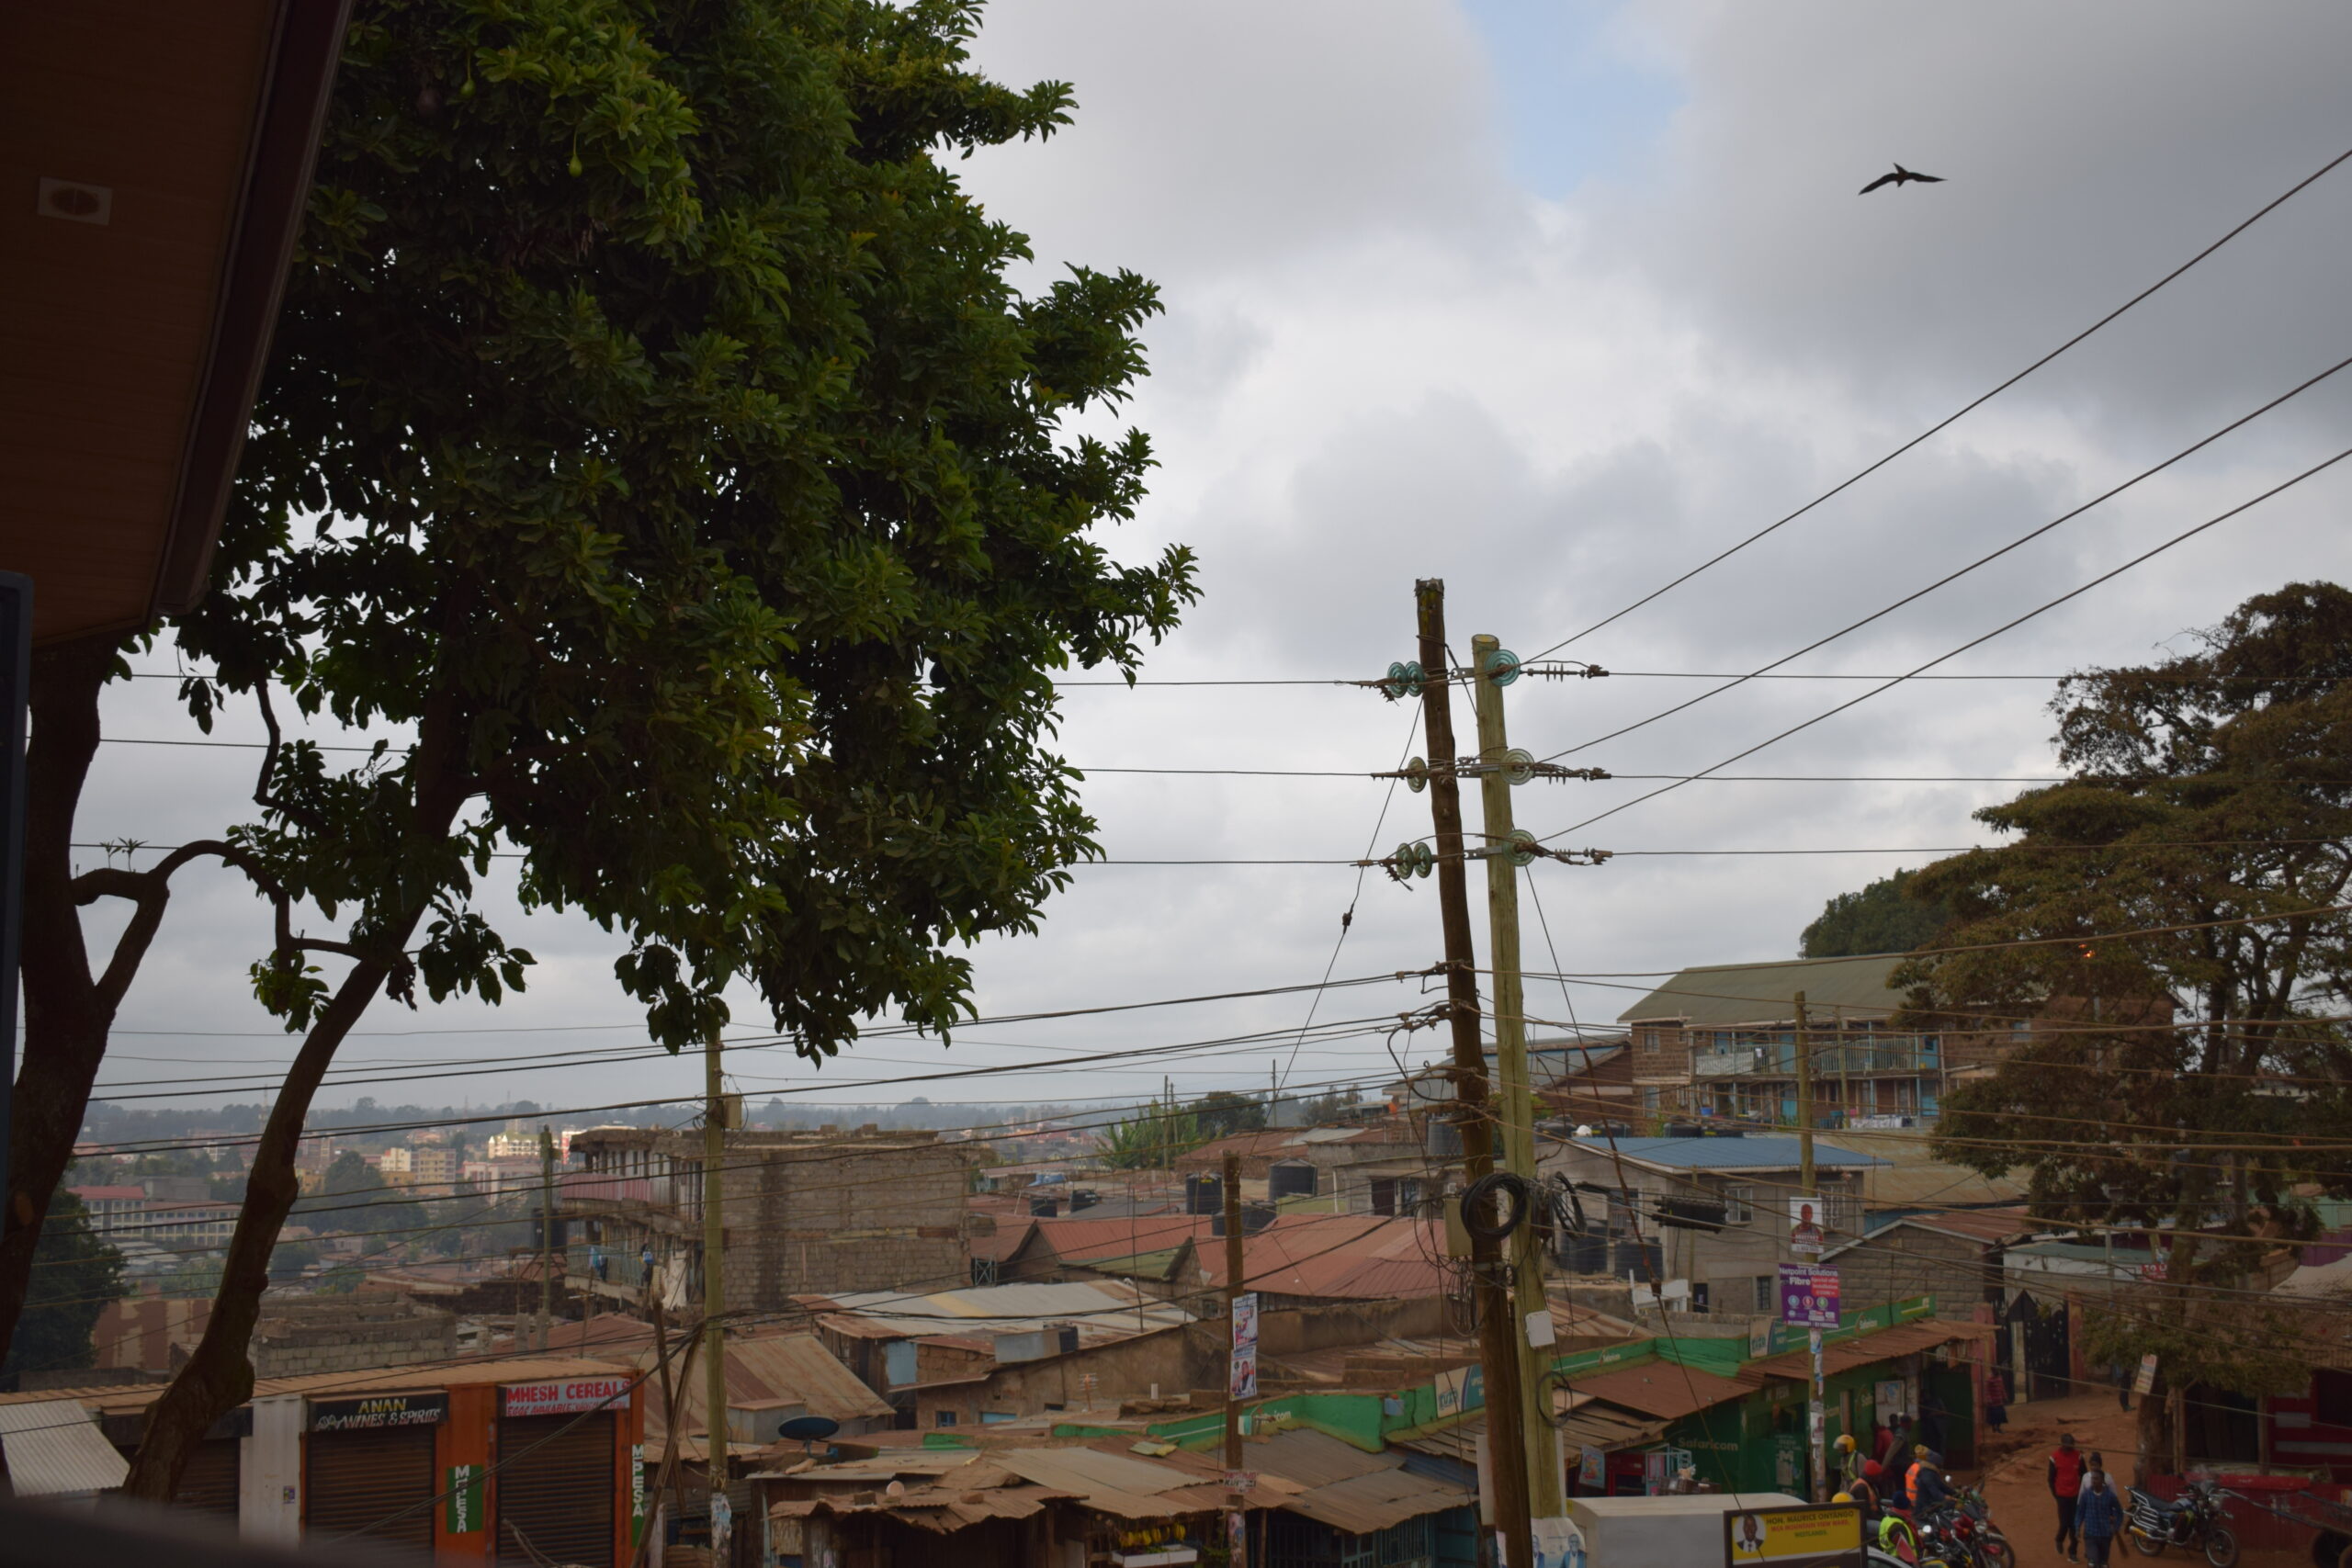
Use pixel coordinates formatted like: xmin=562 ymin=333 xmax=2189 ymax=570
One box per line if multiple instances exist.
xmin=2050 ymin=1431 xmax=2087 ymax=1562
xmin=2077 ymin=1451 xmax=2125 ymax=1567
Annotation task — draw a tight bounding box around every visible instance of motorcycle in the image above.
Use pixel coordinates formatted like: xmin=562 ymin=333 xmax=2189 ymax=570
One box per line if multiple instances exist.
xmin=1950 ymin=1484 xmax=2016 ymax=1567
xmin=2127 ymin=1479 xmax=2241 ymax=1567
xmin=1911 ymin=1499 xmax=2002 ymax=1568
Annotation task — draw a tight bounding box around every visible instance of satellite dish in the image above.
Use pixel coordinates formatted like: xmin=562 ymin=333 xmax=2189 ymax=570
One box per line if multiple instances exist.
xmin=777 ymin=1415 xmax=841 ymax=1444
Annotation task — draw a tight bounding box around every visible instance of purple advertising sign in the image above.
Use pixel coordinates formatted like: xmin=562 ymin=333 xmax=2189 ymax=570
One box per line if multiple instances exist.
xmin=1778 ymin=1263 xmax=1839 ymax=1329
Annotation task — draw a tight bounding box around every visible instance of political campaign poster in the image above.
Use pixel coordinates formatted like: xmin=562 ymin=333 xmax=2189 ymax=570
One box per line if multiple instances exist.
xmin=1778 ymin=1263 xmax=1839 ymax=1329
xmin=1724 ymin=1502 xmax=1864 ymax=1567
xmin=1789 ymin=1195 xmax=1826 ymax=1258
xmin=1229 ymin=1342 xmax=1259 ymax=1400
xmin=1232 ymin=1292 xmax=1260 ymax=1349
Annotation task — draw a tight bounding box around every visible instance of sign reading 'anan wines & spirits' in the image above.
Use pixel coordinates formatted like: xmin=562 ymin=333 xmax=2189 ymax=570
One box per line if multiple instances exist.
xmin=308 ymin=1393 xmax=449 ymax=1432
xmin=502 ymin=1376 xmax=635 ymax=1417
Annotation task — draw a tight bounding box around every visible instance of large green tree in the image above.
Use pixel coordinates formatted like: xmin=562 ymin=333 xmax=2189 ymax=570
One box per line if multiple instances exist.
xmin=1798 ymin=867 xmax=1953 ymax=957
xmin=1899 ymin=582 xmax=2352 ymax=1478
xmin=115 ymin=0 xmax=1192 ymax=1495
xmin=1 ymin=1190 xmax=125 ymax=1385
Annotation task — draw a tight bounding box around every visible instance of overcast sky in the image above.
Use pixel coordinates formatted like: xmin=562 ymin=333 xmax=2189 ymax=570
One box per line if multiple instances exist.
xmin=74 ymin=1 xmax=2352 ymax=1127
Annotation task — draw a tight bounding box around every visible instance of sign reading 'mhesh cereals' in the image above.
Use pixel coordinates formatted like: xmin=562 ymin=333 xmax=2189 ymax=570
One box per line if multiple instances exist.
xmin=501 ymin=1376 xmax=635 ymax=1417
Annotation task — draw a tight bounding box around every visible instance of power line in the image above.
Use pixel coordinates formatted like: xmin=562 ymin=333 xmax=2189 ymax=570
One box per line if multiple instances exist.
xmin=1515 ymin=142 xmax=2352 ymax=662
xmin=1537 ymin=443 xmax=2352 ymax=840
xmin=1278 ymin=707 xmax=1423 ymax=1094
xmin=1544 ymin=349 xmax=2352 ymax=762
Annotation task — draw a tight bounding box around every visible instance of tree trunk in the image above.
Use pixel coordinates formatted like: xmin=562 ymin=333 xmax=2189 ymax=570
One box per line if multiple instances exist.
xmin=0 ymin=635 xmax=119 ymax=1366
xmin=122 ymin=772 xmax=466 ymax=1501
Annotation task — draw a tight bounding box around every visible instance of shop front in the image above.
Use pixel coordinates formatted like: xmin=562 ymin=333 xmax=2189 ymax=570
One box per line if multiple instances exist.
xmin=494 ymin=1373 xmax=638 ymax=1567
xmin=304 ymin=1390 xmax=448 ymax=1551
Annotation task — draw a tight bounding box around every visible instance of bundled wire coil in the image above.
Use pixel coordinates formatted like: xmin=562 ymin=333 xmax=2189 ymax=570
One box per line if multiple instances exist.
xmin=1459 ymin=1170 xmax=1533 ymax=1240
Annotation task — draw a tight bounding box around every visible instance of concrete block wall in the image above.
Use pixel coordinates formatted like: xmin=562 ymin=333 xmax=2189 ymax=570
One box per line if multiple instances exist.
xmin=247 ymin=1295 xmax=457 ymax=1378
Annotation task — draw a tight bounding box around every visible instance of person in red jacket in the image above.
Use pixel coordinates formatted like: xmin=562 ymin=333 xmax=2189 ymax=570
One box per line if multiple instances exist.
xmin=2048 ymin=1431 xmax=2087 ymax=1562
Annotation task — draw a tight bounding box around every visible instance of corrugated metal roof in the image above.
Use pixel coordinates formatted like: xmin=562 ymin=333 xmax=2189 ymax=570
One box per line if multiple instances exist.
xmin=647 ymin=1332 xmax=890 ymax=1438
xmin=812 ymin=1280 xmax=1194 ymax=1340
xmin=1568 ymin=1361 xmax=1752 ymax=1421
xmin=1249 ymin=1427 xmax=1393 ymax=1488
xmin=1616 ymin=954 xmax=1907 ymax=1025
xmin=993 ymin=1446 xmax=1211 ymax=1520
xmin=1555 ymin=1135 xmax=1884 ymax=1171
xmin=0 ymin=1354 xmax=639 ymax=1415
xmin=1196 ymin=1216 xmax=1449 ymax=1300
xmin=1742 ymin=1319 xmax=1994 ymax=1382
xmin=968 ymin=1218 xmax=1035 ymax=1263
xmin=0 ymin=1400 xmax=130 ymax=1496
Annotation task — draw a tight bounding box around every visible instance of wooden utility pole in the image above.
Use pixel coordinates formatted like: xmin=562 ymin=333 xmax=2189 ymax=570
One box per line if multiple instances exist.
xmin=1469 ymin=630 xmax=1560 ymax=1518
xmin=1415 ymin=582 xmax=1532 ymax=1568
xmin=1222 ymin=1150 xmax=1248 ymax=1553
xmin=537 ymin=1126 xmax=556 ymax=1352
xmin=703 ymin=1026 xmax=729 ymax=1495
xmin=1795 ymin=992 xmax=1814 ymax=1195
xmin=1794 ymin=991 xmax=1826 ymax=1504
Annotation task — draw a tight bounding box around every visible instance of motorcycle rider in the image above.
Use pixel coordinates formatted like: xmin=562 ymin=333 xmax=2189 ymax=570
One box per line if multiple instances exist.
xmin=1905 ymin=1446 xmax=1951 ymax=1513
xmin=2050 ymin=1430 xmax=2086 ymax=1562
xmin=2077 ymin=1451 xmax=2125 ymax=1567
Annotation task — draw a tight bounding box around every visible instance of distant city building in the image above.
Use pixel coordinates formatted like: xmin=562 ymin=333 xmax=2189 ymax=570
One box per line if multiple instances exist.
xmin=67 ymin=1178 xmax=238 ymax=1255
xmin=376 ymin=1145 xmax=413 ymax=1179
xmin=483 ymin=1129 xmax=538 ymax=1161
xmin=461 ymin=1157 xmax=542 ymax=1198
xmin=409 ymin=1145 xmax=459 ymax=1186
xmin=563 ymin=1126 xmax=976 ymax=1312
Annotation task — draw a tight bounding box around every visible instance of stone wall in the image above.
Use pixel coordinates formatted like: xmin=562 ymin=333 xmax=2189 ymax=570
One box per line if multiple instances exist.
xmin=246 ymin=1292 xmax=457 ymax=1378
xmin=1829 ymin=1226 xmax=1991 ymax=1314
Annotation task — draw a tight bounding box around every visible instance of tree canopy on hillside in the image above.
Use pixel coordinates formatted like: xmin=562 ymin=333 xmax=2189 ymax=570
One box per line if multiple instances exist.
xmin=1799 ymin=868 xmax=1953 ymax=957
xmin=1897 ymin=581 xmax=2352 ymax=1477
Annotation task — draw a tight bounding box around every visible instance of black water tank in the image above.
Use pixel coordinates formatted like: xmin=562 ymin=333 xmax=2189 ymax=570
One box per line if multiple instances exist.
xmin=1210 ymin=1202 xmax=1279 ymax=1237
xmin=1561 ymin=1234 xmax=1610 ymax=1274
xmin=1269 ymin=1162 xmax=1317 ymax=1200
xmin=1029 ymin=1196 xmax=1060 ymax=1217
xmin=1186 ymin=1174 xmax=1222 ymax=1215
xmin=1664 ymin=1122 xmax=1705 ymax=1137
xmin=1613 ymin=1238 xmax=1662 ymax=1281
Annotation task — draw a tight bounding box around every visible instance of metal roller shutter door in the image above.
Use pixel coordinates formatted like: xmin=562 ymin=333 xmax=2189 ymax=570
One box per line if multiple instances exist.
xmin=175 ymin=1438 xmax=241 ymax=1517
xmin=496 ymin=1412 xmax=615 ymax=1567
xmin=305 ymin=1423 xmax=436 ymax=1551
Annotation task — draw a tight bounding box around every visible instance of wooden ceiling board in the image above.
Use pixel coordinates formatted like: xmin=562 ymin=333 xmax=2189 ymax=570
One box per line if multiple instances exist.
xmin=0 ymin=0 xmax=350 ymax=647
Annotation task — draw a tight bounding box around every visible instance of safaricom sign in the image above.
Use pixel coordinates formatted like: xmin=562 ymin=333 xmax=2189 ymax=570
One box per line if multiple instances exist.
xmin=502 ymin=1376 xmax=635 ymax=1417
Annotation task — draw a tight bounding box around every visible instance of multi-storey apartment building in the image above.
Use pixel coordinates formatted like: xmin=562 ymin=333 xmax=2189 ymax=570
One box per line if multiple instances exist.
xmin=561 ymin=1125 xmax=977 ymax=1312
xmin=1620 ymin=953 xmax=1956 ymax=1129
xmin=68 ymin=1177 xmax=238 ymax=1255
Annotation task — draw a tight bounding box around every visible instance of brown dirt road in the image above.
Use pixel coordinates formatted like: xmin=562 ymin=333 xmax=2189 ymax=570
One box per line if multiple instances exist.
xmin=1958 ymin=1390 xmax=2310 ymax=1568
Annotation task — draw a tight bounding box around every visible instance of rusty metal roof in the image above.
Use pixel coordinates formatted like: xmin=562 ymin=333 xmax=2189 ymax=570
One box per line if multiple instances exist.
xmin=1249 ymin=1428 xmax=1393 ymax=1488
xmin=1567 ymin=1360 xmax=1753 ymax=1421
xmin=1244 ymin=1428 xmax=1464 ymax=1532
xmin=992 ymin=1446 xmax=1220 ymax=1520
xmin=644 ymin=1332 xmax=890 ymax=1438
xmin=1742 ymin=1319 xmax=1994 ymax=1383
xmin=0 ymin=1355 xmax=639 ymax=1415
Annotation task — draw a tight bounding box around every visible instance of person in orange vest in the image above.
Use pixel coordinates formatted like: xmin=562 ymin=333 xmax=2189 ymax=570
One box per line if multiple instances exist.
xmin=2048 ymin=1430 xmax=2087 ymax=1562
xmin=1905 ymin=1447 xmax=1950 ymax=1512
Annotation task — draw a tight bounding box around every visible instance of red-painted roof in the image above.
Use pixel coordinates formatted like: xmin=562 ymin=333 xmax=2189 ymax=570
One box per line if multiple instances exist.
xmin=1021 ymin=1214 xmax=1204 ymax=1265
xmin=1201 ymin=1216 xmax=1447 ymax=1300
xmin=968 ymin=1219 xmax=1036 ymax=1264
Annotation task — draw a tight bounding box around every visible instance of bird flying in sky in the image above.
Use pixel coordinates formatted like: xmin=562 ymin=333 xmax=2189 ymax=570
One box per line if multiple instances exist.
xmin=1859 ymin=163 xmax=1945 ymax=195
